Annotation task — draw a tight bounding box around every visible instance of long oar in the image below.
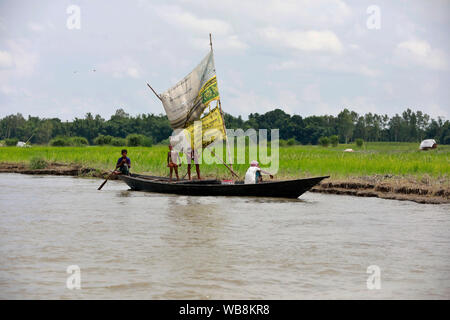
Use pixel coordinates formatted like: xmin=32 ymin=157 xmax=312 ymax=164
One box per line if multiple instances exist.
xmin=210 ymin=150 xmax=240 ymax=180
xmin=98 ymin=170 xmax=115 ymax=190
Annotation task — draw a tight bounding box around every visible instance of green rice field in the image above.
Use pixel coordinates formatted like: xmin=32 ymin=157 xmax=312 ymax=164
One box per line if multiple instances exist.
xmin=0 ymin=142 xmax=449 ymax=180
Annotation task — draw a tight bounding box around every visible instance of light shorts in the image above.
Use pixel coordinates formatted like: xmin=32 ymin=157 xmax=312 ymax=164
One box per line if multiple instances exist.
xmin=187 ymin=149 xmax=200 ymax=165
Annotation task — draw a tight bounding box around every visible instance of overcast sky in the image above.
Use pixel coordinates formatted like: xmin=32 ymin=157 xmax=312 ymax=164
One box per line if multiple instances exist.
xmin=0 ymin=0 xmax=449 ymax=120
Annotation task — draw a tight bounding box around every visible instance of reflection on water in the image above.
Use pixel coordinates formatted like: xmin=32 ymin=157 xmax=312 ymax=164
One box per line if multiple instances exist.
xmin=0 ymin=173 xmax=449 ymax=299
xmin=117 ymin=190 xmax=132 ymax=198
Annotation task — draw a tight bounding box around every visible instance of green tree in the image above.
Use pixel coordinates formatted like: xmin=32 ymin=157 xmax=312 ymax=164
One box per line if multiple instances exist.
xmin=355 ymin=138 xmax=364 ymax=147
xmin=318 ymin=136 xmax=330 ymax=147
xmin=337 ymin=109 xmax=356 ymax=143
xmin=329 ymin=135 xmax=339 ymax=147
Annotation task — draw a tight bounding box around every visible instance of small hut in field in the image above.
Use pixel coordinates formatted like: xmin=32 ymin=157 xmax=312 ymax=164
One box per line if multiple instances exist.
xmin=420 ymin=139 xmax=437 ymax=150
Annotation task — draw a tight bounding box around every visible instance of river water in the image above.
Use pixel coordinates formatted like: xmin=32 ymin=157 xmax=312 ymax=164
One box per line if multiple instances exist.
xmin=0 ymin=173 xmax=449 ymax=299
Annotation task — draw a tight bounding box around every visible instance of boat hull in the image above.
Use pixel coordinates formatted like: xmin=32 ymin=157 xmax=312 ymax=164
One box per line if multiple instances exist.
xmin=118 ymin=174 xmax=329 ymax=199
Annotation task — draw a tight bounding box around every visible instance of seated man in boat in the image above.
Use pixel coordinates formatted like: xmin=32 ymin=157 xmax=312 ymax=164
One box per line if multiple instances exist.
xmin=115 ymin=149 xmax=131 ymax=175
xmin=167 ymin=144 xmax=181 ymax=181
xmin=244 ymin=160 xmax=273 ymax=184
xmin=186 ymin=148 xmax=201 ymax=180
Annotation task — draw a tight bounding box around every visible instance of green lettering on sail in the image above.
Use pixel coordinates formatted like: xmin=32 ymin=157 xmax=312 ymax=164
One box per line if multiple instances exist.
xmin=199 ymin=76 xmax=219 ymax=106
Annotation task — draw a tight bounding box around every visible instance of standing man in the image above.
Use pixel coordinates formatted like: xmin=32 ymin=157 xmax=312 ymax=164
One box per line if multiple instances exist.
xmin=187 ymin=148 xmax=201 ymax=180
xmin=115 ymin=149 xmax=131 ymax=175
xmin=167 ymin=144 xmax=181 ymax=181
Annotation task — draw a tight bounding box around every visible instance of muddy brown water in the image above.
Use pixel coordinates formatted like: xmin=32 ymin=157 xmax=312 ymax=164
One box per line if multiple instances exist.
xmin=0 ymin=173 xmax=449 ymax=299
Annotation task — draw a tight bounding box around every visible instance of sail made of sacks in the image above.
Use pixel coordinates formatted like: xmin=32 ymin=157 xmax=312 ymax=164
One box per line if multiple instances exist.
xmin=160 ymin=50 xmax=219 ymax=129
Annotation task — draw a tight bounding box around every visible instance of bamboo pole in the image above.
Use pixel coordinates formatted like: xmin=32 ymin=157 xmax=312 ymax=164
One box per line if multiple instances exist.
xmin=219 ymin=105 xmax=234 ymax=172
xmin=210 ymin=33 xmax=234 ymax=174
xmin=25 ymin=133 xmax=34 ymax=144
xmin=146 ymin=83 xmax=162 ymax=101
xmin=218 ymin=99 xmax=234 ymax=170
xmin=210 ymin=149 xmax=240 ymax=180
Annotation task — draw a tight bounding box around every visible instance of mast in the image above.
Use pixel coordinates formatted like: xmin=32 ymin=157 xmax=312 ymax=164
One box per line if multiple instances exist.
xmin=209 ymin=33 xmax=234 ymax=174
xmin=146 ymin=34 xmax=239 ymax=179
xmin=209 ymin=33 xmax=213 ymax=51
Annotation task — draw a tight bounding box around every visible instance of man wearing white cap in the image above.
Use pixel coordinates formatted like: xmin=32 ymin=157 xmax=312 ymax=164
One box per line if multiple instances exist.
xmin=244 ymin=160 xmax=273 ymax=184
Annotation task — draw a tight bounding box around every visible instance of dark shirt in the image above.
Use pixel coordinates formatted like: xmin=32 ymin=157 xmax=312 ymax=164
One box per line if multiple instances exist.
xmin=117 ymin=157 xmax=131 ymax=167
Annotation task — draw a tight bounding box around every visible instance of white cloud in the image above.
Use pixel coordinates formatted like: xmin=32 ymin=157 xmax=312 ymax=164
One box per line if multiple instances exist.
xmin=426 ymin=103 xmax=448 ymax=119
xmin=394 ymin=40 xmax=448 ymax=70
xmin=155 ymin=5 xmax=232 ymax=36
xmin=421 ymin=78 xmax=439 ymax=95
xmin=188 ymin=0 xmax=352 ymax=27
xmin=28 ymin=21 xmax=54 ymax=32
xmin=269 ymin=60 xmax=298 ymax=71
xmin=340 ymin=96 xmax=377 ymax=115
xmin=153 ymin=4 xmax=248 ymax=53
xmin=296 ymin=84 xmax=332 ymax=115
xmin=28 ymin=22 xmax=45 ymax=32
xmin=275 ymin=89 xmax=299 ymax=114
xmin=0 ymin=39 xmax=39 ymax=82
xmin=0 ymin=85 xmax=31 ymax=97
xmin=301 ymin=83 xmax=321 ymax=103
xmin=127 ymin=67 xmax=139 ymax=78
xmin=270 ymin=59 xmax=380 ymax=77
xmin=260 ymin=28 xmax=343 ymax=54
xmin=8 ymin=41 xmax=39 ymax=77
xmin=98 ymin=57 xmax=141 ymax=79
xmin=1 ymin=0 xmax=450 ymax=121
xmin=356 ymin=65 xmax=380 ymax=77
xmin=0 ymin=85 xmax=16 ymax=95
xmin=222 ymin=82 xmax=331 ymax=117
xmin=398 ymin=40 xmax=431 ymax=57
xmin=0 ymin=50 xmax=13 ymax=68
xmin=383 ymin=82 xmax=394 ymax=96
xmin=216 ymin=35 xmax=248 ymax=51
xmin=191 ymin=34 xmax=248 ymax=53
xmin=224 ymin=90 xmax=274 ymax=115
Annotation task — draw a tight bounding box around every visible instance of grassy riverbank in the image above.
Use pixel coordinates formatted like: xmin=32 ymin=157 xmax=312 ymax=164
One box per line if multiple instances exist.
xmin=0 ymin=142 xmax=448 ymax=179
xmin=1 ymin=142 xmax=448 ymax=203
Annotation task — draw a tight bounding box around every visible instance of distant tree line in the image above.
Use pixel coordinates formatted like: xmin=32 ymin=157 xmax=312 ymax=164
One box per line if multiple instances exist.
xmin=225 ymin=108 xmax=449 ymax=145
xmin=1 ymin=107 xmax=449 ymax=145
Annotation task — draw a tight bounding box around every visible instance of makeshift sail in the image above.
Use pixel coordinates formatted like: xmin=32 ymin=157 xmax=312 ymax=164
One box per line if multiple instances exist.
xmin=183 ymin=106 xmax=226 ymax=149
xmin=160 ymin=50 xmax=219 ymax=129
xmin=147 ymin=35 xmax=237 ymax=178
xmin=168 ymin=106 xmax=226 ymax=151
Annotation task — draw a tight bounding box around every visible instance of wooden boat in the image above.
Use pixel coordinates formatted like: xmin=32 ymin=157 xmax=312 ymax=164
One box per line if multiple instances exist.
xmin=129 ymin=37 xmax=327 ymax=200
xmin=118 ymin=174 xmax=329 ymax=199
